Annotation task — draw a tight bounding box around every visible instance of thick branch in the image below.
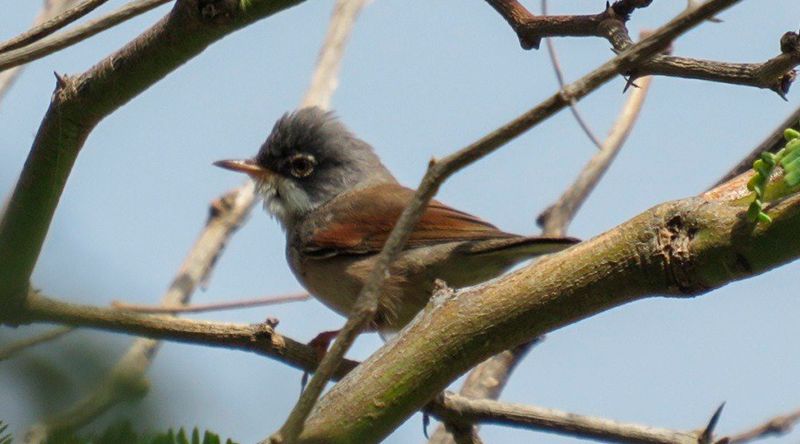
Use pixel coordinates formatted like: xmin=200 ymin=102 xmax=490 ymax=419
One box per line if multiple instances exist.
xmin=0 ymin=0 xmax=305 ymax=316
xmin=297 ymin=167 xmax=800 ymax=442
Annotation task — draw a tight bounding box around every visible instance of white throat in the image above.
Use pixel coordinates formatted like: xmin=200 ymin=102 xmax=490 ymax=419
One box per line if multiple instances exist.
xmin=255 ymin=176 xmax=313 ymax=229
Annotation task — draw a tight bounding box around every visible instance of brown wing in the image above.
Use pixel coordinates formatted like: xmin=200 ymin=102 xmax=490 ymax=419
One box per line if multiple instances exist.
xmin=300 ymin=183 xmax=516 ymax=256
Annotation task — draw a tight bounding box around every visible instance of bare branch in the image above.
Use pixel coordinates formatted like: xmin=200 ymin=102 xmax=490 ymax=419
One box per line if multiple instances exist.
xmin=539 ymin=74 xmax=653 ymax=235
xmin=0 ymin=0 xmax=110 ymax=54
xmin=725 ymin=408 xmax=800 ymax=444
xmin=0 ymin=0 xmax=80 ymax=107
xmin=24 ymin=292 xmax=360 ymax=380
xmin=427 ymin=340 xmax=538 ymax=444
xmin=111 ymin=293 xmax=309 ymax=314
xmin=541 ymin=0 xmax=602 ymax=149
xmin=0 ymin=0 xmax=172 ymax=73
xmin=428 ymin=392 xmax=704 ymax=444
xmin=486 ymin=0 xmax=800 ymax=95
xmin=299 ymin=0 xmax=368 ymax=109
xmin=0 ymin=326 xmax=74 ymax=361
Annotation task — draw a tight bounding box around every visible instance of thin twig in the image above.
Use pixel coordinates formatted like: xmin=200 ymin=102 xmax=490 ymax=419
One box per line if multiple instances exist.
xmin=273 ymin=2 xmax=740 ymax=442
xmin=25 ymin=292 xmax=360 ymax=381
xmin=0 ymin=0 xmax=172 ymax=73
xmin=541 ymin=0 xmax=603 ymax=149
xmin=427 ymin=340 xmax=539 ymax=444
xmin=724 ymin=408 xmax=800 ymax=444
xmin=111 ymin=293 xmax=310 ymax=314
xmin=0 ymin=326 xmax=74 ymax=361
xmin=0 ymin=0 xmax=110 ymax=54
xmin=0 ymin=0 xmax=80 ymax=107
xmin=299 ymin=0 xmax=367 ymax=109
xmin=428 ymin=392 xmax=704 ymax=444
xmin=539 ymin=74 xmax=653 ymax=235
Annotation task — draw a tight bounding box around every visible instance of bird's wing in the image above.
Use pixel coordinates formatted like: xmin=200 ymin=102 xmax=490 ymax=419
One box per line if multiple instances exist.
xmin=300 ymin=182 xmax=516 ymax=256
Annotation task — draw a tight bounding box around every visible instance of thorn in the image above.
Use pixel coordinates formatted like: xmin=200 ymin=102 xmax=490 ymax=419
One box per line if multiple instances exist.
xmin=422 ymin=412 xmax=430 ymax=439
xmin=53 ymin=71 xmax=67 ymax=88
xmin=699 ymin=402 xmax=726 ymax=444
xmin=622 ymin=75 xmax=640 ymax=93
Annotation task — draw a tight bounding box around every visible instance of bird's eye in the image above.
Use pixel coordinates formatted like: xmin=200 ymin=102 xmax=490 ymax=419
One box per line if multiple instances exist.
xmin=289 ymin=154 xmax=316 ymax=178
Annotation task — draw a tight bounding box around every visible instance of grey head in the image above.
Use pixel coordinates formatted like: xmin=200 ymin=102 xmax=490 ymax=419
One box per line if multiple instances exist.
xmin=215 ymin=107 xmax=395 ymax=228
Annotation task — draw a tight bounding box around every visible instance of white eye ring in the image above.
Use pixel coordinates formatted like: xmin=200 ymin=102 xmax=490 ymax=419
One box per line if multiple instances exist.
xmin=289 ymin=153 xmax=316 ymax=178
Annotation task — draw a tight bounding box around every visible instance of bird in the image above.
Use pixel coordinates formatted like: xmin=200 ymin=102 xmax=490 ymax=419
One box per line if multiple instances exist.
xmin=214 ymin=107 xmax=579 ymax=338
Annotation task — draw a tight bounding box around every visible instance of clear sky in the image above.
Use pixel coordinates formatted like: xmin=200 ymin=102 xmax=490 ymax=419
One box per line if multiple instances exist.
xmin=2 ymin=1 xmax=800 ymax=443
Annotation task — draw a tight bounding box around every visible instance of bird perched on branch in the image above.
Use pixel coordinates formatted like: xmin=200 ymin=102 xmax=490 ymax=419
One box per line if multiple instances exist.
xmin=215 ymin=107 xmax=578 ymax=338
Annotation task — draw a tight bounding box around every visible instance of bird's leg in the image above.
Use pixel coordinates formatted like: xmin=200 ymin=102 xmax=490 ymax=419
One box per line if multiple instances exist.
xmin=300 ymin=324 xmax=378 ymax=391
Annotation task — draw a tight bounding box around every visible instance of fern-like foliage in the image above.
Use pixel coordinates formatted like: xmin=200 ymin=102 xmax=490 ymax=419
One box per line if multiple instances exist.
xmin=0 ymin=421 xmax=13 ymax=444
xmin=747 ymin=127 xmax=800 ymax=224
xmin=42 ymin=422 xmax=238 ymax=444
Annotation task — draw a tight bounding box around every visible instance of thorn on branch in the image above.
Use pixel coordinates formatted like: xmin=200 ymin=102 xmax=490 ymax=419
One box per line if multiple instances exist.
xmin=53 ymin=71 xmax=68 ymax=89
xmin=774 ymin=70 xmax=795 ymax=101
xmin=699 ymin=402 xmax=726 ymax=444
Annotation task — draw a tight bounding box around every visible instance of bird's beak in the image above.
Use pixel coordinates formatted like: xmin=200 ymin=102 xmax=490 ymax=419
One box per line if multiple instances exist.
xmin=213 ymin=159 xmax=275 ymax=180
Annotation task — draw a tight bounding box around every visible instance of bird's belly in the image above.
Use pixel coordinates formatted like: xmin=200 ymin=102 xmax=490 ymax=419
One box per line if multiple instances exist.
xmin=287 ymin=251 xmax=364 ymax=318
xmin=285 ymin=242 xmax=523 ymax=331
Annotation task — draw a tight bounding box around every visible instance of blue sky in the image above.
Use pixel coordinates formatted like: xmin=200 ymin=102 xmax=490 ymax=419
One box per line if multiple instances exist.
xmin=2 ymin=1 xmax=800 ymax=443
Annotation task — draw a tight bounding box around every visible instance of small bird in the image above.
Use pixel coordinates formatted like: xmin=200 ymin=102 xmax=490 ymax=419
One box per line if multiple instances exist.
xmin=215 ymin=107 xmax=578 ymax=336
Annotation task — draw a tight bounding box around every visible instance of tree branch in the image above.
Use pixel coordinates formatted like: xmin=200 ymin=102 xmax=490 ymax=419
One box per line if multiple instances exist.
xmin=0 ymin=326 xmax=73 ymax=361
xmin=110 ymin=292 xmax=309 ymax=314
xmin=540 ymin=0 xmax=602 ymax=149
xmin=0 ymin=0 xmax=80 ymax=108
xmin=0 ymin=0 xmax=111 ymax=54
xmin=486 ymin=0 xmax=799 ymax=96
xmin=0 ymin=0 xmax=306 ymax=319
xmin=539 ymin=74 xmax=653 ymax=235
xmin=23 ymin=292 xmax=360 ymax=379
xmin=428 ymin=392 xmax=704 ymax=444
xmin=0 ymin=0 xmax=173 ymax=73
xmin=426 ymin=340 xmax=538 ymax=444
xmin=724 ymin=408 xmax=800 ymax=444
